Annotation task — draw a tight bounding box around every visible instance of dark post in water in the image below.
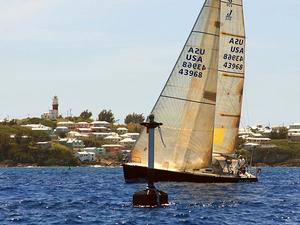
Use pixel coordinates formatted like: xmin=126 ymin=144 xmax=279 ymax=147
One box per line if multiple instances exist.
xmin=132 ymin=114 xmax=168 ymax=207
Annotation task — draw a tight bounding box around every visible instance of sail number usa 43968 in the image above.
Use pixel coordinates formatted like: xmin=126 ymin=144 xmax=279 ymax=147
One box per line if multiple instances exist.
xmin=178 ymin=47 xmax=207 ymax=78
xmin=222 ymin=38 xmax=245 ymax=72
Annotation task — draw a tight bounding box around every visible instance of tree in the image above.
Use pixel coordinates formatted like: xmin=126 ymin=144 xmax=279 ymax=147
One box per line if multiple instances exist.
xmin=98 ymin=109 xmax=115 ymax=123
xmin=80 ymin=110 xmax=92 ymax=120
xmin=124 ymin=113 xmax=145 ymax=124
xmin=270 ymin=127 xmax=288 ymax=139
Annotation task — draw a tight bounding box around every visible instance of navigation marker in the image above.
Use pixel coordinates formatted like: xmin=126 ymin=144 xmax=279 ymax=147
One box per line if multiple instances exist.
xmin=132 ymin=115 xmax=168 ymax=208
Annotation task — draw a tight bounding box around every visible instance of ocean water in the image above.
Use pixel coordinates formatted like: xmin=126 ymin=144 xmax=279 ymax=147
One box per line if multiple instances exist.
xmin=0 ymin=167 xmax=299 ymax=225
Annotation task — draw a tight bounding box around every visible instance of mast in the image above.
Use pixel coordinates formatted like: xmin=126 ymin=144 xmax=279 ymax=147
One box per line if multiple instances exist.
xmin=131 ymin=0 xmax=221 ymax=171
xmin=213 ymin=0 xmax=246 ymax=154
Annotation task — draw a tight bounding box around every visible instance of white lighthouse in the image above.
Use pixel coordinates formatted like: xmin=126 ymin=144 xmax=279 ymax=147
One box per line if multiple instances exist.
xmin=41 ymin=96 xmax=60 ymax=120
xmin=51 ymin=96 xmax=59 ymax=119
xmin=48 ymin=96 xmax=59 ymax=120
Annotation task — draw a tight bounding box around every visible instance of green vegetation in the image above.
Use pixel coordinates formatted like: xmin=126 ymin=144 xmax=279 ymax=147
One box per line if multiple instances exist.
xmin=82 ymin=137 xmax=105 ymax=147
xmin=62 ymin=110 xmax=93 ymax=123
xmin=124 ymin=113 xmax=145 ymax=124
xmin=239 ymin=139 xmax=300 ymax=166
xmin=0 ymin=124 xmax=32 ymax=136
xmin=0 ymin=124 xmax=79 ymax=166
xmin=98 ymin=109 xmax=115 ymax=123
xmin=96 ymin=152 xmax=124 ymax=166
xmin=126 ymin=123 xmax=143 ymax=133
xmin=0 ymin=142 xmax=79 ymax=167
xmin=79 ymin=110 xmax=93 ymax=121
xmin=270 ymin=127 xmax=288 ymax=139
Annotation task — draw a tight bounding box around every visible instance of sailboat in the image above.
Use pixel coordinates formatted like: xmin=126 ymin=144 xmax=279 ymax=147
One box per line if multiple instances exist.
xmin=123 ymin=0 xmax=258 ymax=183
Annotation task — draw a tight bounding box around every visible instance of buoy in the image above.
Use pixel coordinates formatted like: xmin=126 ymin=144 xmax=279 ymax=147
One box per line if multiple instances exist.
xmin=133 ymin=186 xmax=168 ymax=208
xmin=132 ymin=115 xmax=168 ymax=208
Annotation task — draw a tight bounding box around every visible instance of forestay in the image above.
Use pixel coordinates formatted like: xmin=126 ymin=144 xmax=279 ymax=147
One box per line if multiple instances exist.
xmin=131 ymin=0 xmax=221 ymax=171
xmin=213 ymin=0 xmax=245 ymax=154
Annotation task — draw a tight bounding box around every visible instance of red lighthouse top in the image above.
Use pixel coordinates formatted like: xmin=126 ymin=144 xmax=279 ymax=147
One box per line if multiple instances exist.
xmin=52 ymin=96 xmax=59 ymax=110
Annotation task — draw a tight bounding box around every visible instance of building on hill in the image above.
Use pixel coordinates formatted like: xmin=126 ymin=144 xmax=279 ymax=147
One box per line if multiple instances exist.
xmin=91 ymin=126 xmax=109 ymax=132
xmin=67 ymin=131 xmax=81 ymax=138
xmin=119 ymin=138 xmax=136 ymax=149
xmin=22 ymin=124 xmax=52 ymax=134
xmin=244 ymin=137 xmax=271 ymax=144
xmin=54 ymin=126 xmax=69 ymax=135
xmin=83 ymin=147 xmax=105 ymax=156
xmin=76 ymin=122 xmax=90 ymax=129
xmin=126 ymin=133 xmax=140 ymax=140
xmin=91 ymin=121 xmax=110 ymax=128
xmin=59 ymin=138 xmax=85 ymax=150
xmin=42 ymin=96 xmax=59 ymax=120
xmin=117 ymin=127 xmax=128 ymax=135
xmin=288 ymin=123 xmax=300 ymax=141
xmin=57 ymin=121 xmax=75 ymax=130
xmin=102 ymin=144 xmax=123 ymax=154
xmin=75 ymin=151 xmax=96 ymax=162
xmin=104 ymin=134 xmax=122 ymax=144
xmin=78 ymin=128 xmax=92 ymax=135
xmin=91 ymin=132 xmax=111 ymax=139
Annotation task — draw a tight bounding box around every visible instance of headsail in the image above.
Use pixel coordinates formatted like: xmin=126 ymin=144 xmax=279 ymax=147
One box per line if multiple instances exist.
xmin=213 ymin=0 xmax=245 ymax=154
xmin=131 ymin=0 xmax=221 ymax=171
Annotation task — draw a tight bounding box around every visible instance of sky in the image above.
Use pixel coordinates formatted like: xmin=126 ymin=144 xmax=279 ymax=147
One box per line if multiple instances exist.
xmin=0 ymin=0 xmax=299 ymax=126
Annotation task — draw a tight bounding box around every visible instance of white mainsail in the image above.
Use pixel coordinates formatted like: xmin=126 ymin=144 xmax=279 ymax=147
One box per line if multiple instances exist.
xmin=213 ymin=0 xmax=245 ymax=154
xmin=131 ymin=0 xmax=221 ymax=171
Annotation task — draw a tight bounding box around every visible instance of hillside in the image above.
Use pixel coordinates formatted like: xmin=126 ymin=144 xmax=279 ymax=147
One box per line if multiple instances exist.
xmin=239 ymin=139 xmax=300 ymax=167
xmin=0 ymin=124 xmax=79 ymax=166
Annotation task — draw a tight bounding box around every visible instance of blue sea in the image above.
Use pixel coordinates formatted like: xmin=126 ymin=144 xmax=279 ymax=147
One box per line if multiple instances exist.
xmin=0 ymin=167 xmax=299 ymax=225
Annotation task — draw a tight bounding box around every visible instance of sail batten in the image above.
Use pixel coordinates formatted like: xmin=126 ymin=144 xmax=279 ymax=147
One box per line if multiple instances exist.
xmin=221 ymin=32 xmax=245 ymax=38
xmin=160 ymin=95 xmax=216 ymax=106
xmin=218 ymin=69 xmax=244 ymax=74
xmin=192 ymin=31 xmax=220 ymax=37
xmin=222 ymin=73 xmax=244 ymax=79
xmin=220 ymin=1 xmax=242 ymax=7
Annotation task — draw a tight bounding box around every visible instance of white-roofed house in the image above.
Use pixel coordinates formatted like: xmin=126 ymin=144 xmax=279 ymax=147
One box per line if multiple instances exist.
xmin=54 ymin=126 xmax=69 ymax=135
xmin=91 ymin=132 xmax=111 ymax=139
xmin=59 ymin=138 xmax=85 ymax=150
xmin=91 ymin=126 xmax=109 ymax=132
xmin=288 ymin=123 xmax=300 ymax=141
xmin=102 ymin=144 xmax=123 ymax=154
xmin=75 ymin=151 xmax=96 ymax=162
xmin=104 ymin=134 xmax=122 ymax=144
xmin=78 ymin=128 xmax=92 ymax=134
xmin=116 ymin=127 xmax=128 ymax=135
xmin=245 ymin=137 xmax=271 ymax=143
xmin=76 ymin=122 xmax=90 ymax=129
xmin=67 ymin=131 xmax=81 ymax=138
xmin=83 ymin=147 xmax=105 ymax=156
xmin=91 ymin=121 xmax=110 ymax=128
xmin=23 ymin=124 xmax=52 ymax=134
xmin=120 ymin=133 xmax=130 ymax=139
xmin=57 ymin=121 xmax=75 ymax=130
xmin=119 ymin=137 xmax=136 ymax=149
xmin=126 ymin=133 xmax=140 ymax=140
